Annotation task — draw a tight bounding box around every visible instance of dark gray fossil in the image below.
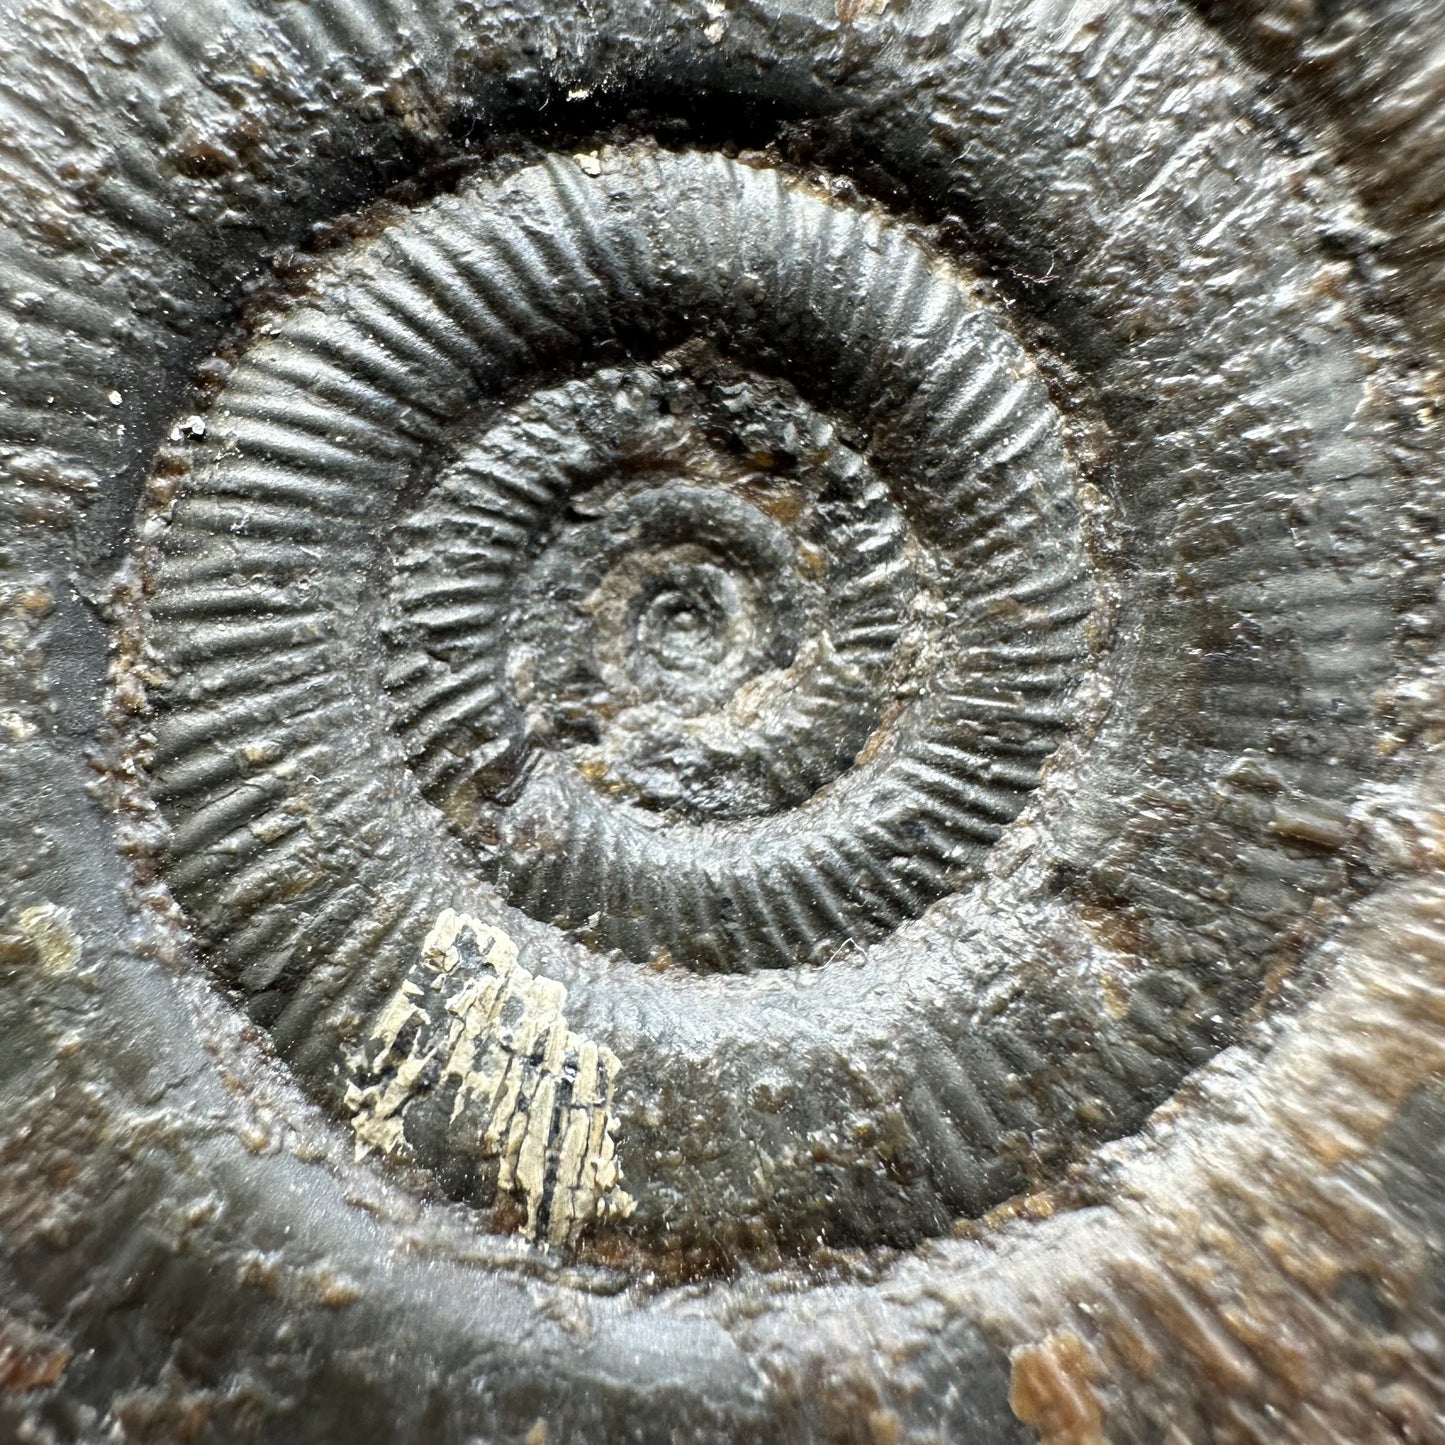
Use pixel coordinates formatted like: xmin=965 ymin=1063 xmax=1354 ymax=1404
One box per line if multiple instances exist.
xmin=3 ymin=0 xmax=1445 ymax=1440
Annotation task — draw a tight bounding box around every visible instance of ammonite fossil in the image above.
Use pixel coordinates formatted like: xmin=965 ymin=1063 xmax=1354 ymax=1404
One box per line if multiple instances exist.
xmin=4 ymin=0 xmax=1445 ymax=1440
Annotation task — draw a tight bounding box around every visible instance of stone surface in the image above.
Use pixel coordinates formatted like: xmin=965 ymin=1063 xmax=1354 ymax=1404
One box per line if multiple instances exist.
xmin=1 ymin=0 xmax=1444 ymax=1440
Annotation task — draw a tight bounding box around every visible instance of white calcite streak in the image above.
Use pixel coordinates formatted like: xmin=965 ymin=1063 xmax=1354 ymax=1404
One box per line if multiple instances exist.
xmin=345 ymin=910 xmax=633 ymax=1247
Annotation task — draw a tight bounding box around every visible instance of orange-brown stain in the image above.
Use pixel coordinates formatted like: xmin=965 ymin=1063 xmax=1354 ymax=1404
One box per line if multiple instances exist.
xmin=1008 ymin=1331 xmax=1106 ymax=1445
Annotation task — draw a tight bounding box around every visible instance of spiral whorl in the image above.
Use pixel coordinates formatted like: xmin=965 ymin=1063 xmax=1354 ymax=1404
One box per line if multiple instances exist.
xmin=138 ymin=125 xmax=1404 ymax=1259
xmin=8 ymin=0 xmax=1445 ymax=1435
xmin=344 ymin=153 xmax=1097 ymax=972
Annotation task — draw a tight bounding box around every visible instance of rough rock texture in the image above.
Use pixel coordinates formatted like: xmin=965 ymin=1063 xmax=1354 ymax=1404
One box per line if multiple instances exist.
xmin=1 ymin=0 xmax=1445 ymax=1440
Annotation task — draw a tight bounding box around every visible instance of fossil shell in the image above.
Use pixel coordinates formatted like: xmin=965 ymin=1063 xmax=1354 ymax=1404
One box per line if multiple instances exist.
xmin=2 ymin=0 xmax=1445 ymax=1440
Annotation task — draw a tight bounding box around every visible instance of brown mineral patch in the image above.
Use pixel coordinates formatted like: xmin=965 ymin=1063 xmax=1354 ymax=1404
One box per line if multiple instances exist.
xmin=0 ymin=1314 xmax=70 ymax=1393
xmin=808 ymin=1371 xmax=904 ymax=1445
xmin=0 ymin=1086 xmax=109 ymax=1248
xmin=975 ymin=873 xmax=1445 ymax=1441
xmin=313 ymin=1270 xmax=362 ymax=1310
xmin=737 ymin=478 xmax=807 ymax=527
xmin=1097 ymin=1304 xmax=1159 ymax=1379
xmin=865 ymin=1406 xmax=902 ymax=1445
xmin=236 ymin=1250 xmax=281 ymax=1296
xmin=1008 ymin=1331 xmax=1105 ymax=1445
xmin=0 ymin=931 xmax=38 ymax=968
xmin=1074 ymin=899 xmax=1143 ymax=962
xmin=1111 ymin=1255 xmax=1261 ymax=1396
xmin=113 ymin=1368 xmax=218 ymax=1445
